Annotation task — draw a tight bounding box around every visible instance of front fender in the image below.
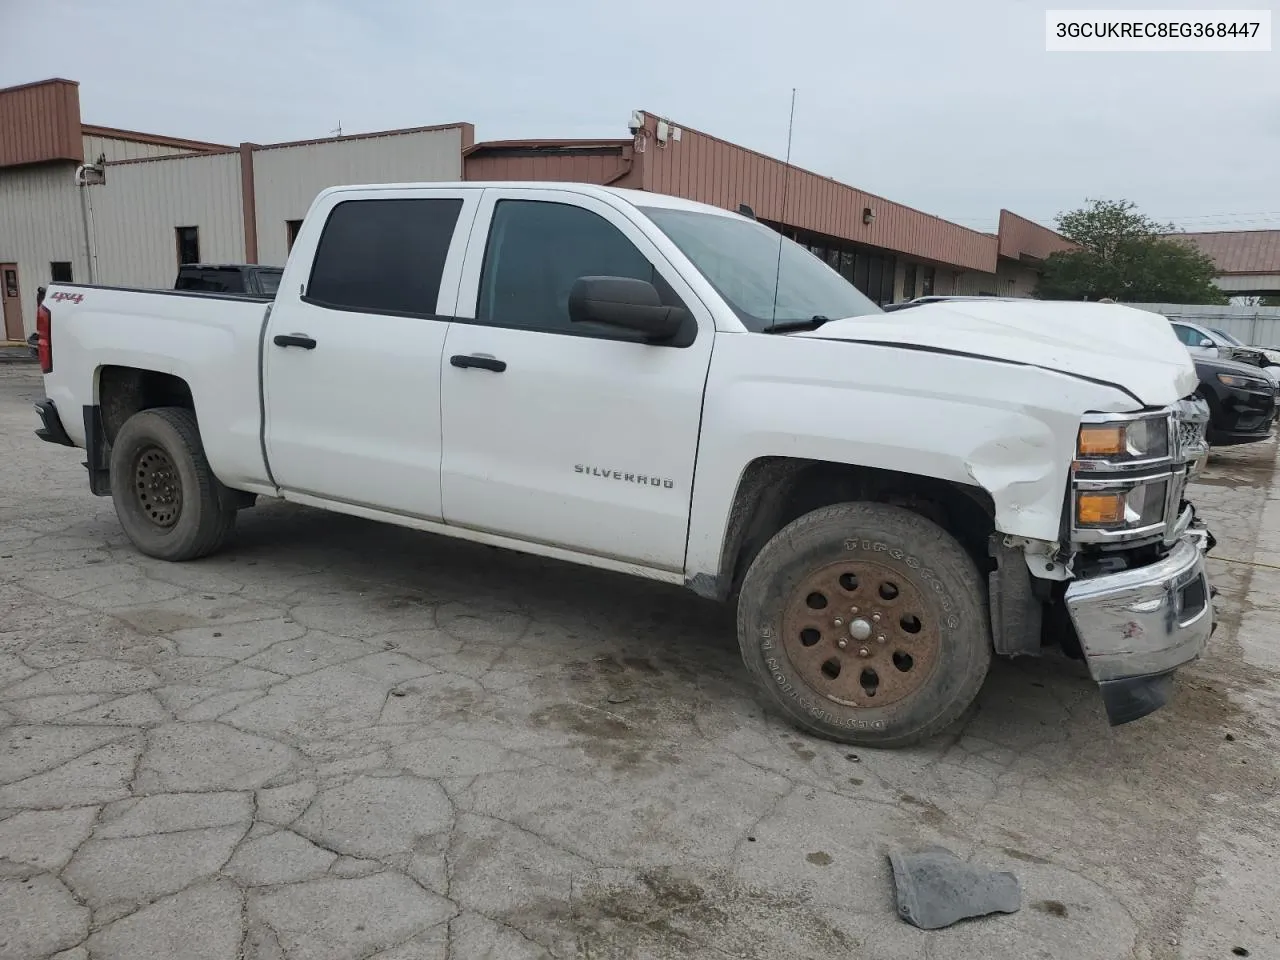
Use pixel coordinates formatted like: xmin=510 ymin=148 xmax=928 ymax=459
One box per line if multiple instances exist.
xmin=684 ymin=334 xmax=1138 ymax=582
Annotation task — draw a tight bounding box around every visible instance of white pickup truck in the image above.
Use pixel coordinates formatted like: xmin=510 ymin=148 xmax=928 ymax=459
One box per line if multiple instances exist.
xmin=33 ymin=181 xmax=1216 ymax=747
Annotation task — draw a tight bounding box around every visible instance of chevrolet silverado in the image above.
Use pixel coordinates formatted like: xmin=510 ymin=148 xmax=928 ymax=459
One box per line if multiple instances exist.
xmin=33 ymin=181 xmax=1215 ymax=746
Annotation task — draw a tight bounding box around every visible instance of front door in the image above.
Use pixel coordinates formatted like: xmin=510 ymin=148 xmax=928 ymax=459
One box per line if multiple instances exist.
xmin=438 ymin=188 xmax=714 ymax=571
xmin=263 ymin=187 xmax=481 ymax=520
xmin=1 ymin=265 xmax=24 ymax=341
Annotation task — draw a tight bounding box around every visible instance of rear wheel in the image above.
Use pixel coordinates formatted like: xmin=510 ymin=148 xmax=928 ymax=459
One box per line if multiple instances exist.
xmin=109 ymin=407 xmax=236 ymax=561
xmin=736 ymin=502 xmax=990 ymax=748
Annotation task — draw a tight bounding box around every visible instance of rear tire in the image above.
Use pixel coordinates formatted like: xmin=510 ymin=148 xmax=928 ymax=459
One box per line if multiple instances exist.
xmin=736 ymin=502 xmax=990 ymax=748
xmin=109 ymin=407 xmax=236 ymax=561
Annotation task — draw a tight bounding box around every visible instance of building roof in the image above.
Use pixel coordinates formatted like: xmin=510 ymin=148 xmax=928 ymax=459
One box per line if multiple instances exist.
xmin=997 ymin=209 xmax=1076 ymax=263
xmin=0 ymin=78 xmax=231 ymax=167
xmin=1172 ymin=230 xmax=1280 ymax=276
xmin=81 ymin=123 xmax=231 ymax=153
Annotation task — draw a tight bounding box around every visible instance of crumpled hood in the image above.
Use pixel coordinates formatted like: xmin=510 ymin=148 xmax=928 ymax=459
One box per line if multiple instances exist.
xmin=797 ymin=300 xmax=1197 ymax=407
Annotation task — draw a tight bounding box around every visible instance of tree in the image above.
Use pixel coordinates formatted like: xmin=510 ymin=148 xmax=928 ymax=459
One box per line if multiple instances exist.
xmin=1036 ymin=199 xmax=1228 ymax=304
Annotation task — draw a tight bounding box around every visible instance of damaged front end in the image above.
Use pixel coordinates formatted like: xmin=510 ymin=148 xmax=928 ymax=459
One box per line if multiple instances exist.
xmin=1060 ymin=397 xmax=1217 ymax=724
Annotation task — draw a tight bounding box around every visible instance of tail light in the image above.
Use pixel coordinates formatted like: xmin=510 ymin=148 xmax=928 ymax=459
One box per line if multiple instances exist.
xmin=36 ymin=304 xmax=52 ymax=373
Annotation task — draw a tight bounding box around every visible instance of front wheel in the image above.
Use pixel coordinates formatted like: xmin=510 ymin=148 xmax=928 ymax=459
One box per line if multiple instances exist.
xmin=736 ymin=502 xmax=991 ymax=748
xmin=108 ymin=407 xmax=237 ymax=561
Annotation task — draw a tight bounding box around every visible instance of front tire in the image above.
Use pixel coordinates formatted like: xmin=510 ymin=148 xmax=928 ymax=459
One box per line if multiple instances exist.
xmin=736 ymin=502 xmax=990 ymax=748
xmin=109 ymin=407 xmax=236 ymax=561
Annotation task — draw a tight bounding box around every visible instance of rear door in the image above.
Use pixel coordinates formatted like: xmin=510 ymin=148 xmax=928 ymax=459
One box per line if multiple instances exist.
xmin=263 ymin=187 xmax=480 ymax=519
xmin=437 ymin=188 xmax=714 ymax=571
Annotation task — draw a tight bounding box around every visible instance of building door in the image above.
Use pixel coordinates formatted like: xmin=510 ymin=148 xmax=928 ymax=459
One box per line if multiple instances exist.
xmin=2 ymin=265 xmax=25 ymax=341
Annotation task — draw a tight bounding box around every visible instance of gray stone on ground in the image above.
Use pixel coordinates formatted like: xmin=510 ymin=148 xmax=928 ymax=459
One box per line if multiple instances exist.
xmin=888 ymin=845 xmax=1020 ymax=930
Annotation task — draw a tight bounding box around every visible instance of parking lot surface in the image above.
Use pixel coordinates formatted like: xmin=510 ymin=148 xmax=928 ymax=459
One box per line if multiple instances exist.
xmin=2 ymin=363 xmax=1278 ymax=960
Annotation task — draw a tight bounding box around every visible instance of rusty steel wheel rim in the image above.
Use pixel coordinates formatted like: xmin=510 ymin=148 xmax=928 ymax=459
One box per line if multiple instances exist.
xmin=134 ymin=446 xmax=182 ymax=528
xmin=781 ymin=559 xmax=941 ymax=708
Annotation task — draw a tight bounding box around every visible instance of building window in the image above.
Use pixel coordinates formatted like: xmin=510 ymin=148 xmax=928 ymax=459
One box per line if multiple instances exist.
xmin=839 ymin=250 xmax=855 ymax=283
xmin=921 ymin=266 xmax=935 ymax=297
xmin=286 ymin=220 xmax=303 ymax=252
xmin=853 ymin=254 xmax=869 ymax=293
xmin=50 ymin=262 xmax=73 ymax=283
xmin=175 ymin=227 xmax=200 ymax=266
xmin=902 ymin=263 xmax=917 ymax=301
xmin=866 ymin=257 xmax=884 ymax=303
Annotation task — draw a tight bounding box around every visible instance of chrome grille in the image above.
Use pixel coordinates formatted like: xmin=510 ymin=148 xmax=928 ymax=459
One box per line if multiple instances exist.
xmin=1173 ymin=397 xmax=1210 ymax=474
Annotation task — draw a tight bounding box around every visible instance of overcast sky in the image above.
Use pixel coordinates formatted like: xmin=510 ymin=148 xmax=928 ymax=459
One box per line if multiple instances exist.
xmin=8 ymin=0 xmax=1278 ymax=233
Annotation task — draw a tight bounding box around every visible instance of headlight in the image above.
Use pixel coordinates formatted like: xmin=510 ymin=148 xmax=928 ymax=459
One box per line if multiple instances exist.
xmin=1074 ymin=478 xmax=1169 ymax=531
xmin=1217 ymin=372 xmax=1271 ymax=390
xmin=1076 ymin=415 xmax=1170 ymax=463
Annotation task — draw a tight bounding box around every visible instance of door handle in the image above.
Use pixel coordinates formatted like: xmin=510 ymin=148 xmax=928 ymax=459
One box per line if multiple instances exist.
xmin=274 ymin=334 xmax=317 ymax=350
xmin=450 ymin=354 xmax=506 ymax=373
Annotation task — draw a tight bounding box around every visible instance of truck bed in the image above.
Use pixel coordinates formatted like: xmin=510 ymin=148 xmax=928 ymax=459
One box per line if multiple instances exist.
xmin=40 ymin=282 xmax=274 ymax=493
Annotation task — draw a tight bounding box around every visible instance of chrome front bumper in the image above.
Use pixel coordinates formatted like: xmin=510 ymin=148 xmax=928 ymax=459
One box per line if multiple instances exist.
xmin=1064 ymin=531 xmax=1214 ymax=724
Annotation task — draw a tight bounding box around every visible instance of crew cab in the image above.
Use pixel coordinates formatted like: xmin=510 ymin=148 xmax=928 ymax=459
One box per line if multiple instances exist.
xmin=32 ymin=181 xmax=1216 ymax=747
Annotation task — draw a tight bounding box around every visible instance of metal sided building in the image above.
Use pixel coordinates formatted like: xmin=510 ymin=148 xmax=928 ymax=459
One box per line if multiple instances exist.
xmin=0 ymin=78 xmax=471 ymax=339
xmin=4 ymin=79 xmax=1075 ymax=341
xmin=464 ymin=113 xmax=1078 ymax=305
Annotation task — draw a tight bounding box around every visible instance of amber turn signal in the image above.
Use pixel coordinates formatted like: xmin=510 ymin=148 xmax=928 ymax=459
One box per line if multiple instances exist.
xmin=1077 ymin=423 xmax=1126 ymax=457
xmin=1076 ymin=491 xmax=1126 ymax=526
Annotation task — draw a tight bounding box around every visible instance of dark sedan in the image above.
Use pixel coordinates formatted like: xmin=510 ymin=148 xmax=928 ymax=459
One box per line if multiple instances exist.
xmin=1195 ymin=356 xmax=1279 ymax=445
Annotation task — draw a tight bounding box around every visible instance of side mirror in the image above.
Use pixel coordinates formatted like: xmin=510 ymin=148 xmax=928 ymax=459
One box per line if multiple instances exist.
xmin=568 ymin=276 xmax=685 ymax=341
xmin=1198 ymin=338 xmax=1214 ymax=348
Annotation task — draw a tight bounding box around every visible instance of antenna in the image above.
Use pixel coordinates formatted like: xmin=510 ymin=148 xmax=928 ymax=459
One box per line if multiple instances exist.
xmin=331 ymin=121 xmax=343 ymax=138
xmin=769 ymin=89 xmax=797 ymax=329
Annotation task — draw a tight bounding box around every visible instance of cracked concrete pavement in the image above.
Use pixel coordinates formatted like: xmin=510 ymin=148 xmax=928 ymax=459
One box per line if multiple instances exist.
xmin=1 ymin=363 xmax=1278 ymax=960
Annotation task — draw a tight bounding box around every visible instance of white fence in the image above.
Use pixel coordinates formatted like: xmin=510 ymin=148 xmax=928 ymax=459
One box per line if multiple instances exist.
xmin=1126 ymin=303 xmax=1280 ymax=347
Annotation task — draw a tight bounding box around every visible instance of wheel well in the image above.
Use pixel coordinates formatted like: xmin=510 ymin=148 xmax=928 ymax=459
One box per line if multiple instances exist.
xmin=712 ymin=457 xmax=996 ymax=601
xmin=97 ymin=366 xmax=195 ymax=444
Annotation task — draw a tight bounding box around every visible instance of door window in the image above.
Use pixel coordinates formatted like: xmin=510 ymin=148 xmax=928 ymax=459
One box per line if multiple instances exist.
xmin=306 ymin=198 xmax=463 ymax=316
xmin=476 ymin=199 xmax=674 ymax=335
xmin=1171 ymin=324 xmax=1201 ymax=346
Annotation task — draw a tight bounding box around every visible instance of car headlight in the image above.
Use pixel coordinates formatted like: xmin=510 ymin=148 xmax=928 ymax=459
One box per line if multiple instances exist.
xmin=1076 ymin=415 xmax=1170 ymax=462
xmin=1075 ymin=478 xmax=1169 ymax=531
xmin=1217 ymin=372 xmax=1272 ymax=390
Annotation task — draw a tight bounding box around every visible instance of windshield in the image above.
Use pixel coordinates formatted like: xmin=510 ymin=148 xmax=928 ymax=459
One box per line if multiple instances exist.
xmin=640 ymin=207 xmax=881 ymax=331
xmin=1211 ymin=327 xmax=1244 ymax=346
